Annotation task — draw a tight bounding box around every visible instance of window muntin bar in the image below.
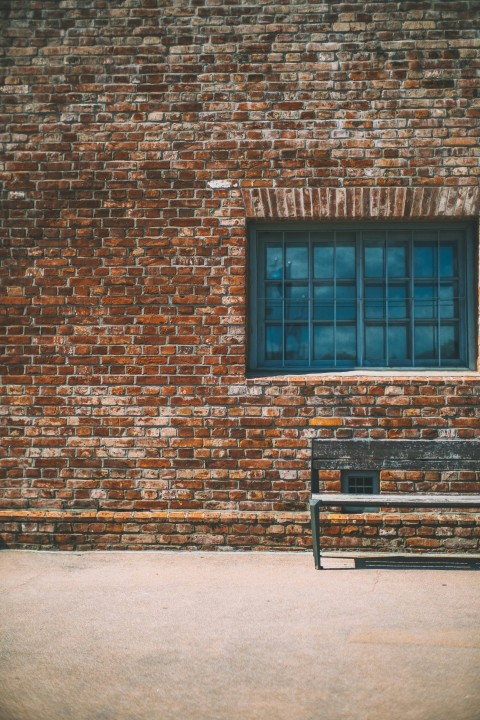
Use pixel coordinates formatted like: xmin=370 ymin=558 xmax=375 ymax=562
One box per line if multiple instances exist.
xmin=341 ymin=471 xmax=380 ymax=513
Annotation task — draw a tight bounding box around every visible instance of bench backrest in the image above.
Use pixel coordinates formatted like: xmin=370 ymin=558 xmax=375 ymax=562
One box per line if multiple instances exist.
xmin=311 ymin=440 xmax=480 ymax=493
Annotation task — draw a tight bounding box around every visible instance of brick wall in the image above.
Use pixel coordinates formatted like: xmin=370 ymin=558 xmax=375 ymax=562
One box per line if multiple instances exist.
xmin=1 ymin=0 xmax=479 ymax=551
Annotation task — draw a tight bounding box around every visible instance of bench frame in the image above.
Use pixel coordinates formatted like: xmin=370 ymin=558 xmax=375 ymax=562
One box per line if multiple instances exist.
xmin=310 ymin=440 xmax=480 ymax=569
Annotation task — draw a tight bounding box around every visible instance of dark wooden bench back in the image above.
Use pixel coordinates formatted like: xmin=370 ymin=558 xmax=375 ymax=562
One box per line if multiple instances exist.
xmin=311 ymin=440 xmax=480 ymax=493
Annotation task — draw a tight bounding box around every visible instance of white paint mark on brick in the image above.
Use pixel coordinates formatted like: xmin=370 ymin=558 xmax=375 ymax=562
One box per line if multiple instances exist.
xmin=438 ymin=189 xmax=449 ymax=215
xmin=8 ymin=191 xmax=26 ymax=200
xmin=0 ymin=85 xmax=29 ymax=94
xmin=208 ymin=179 xmax=237 ymax=189
xmin=464 ymin=186 xmax=479 ymax=216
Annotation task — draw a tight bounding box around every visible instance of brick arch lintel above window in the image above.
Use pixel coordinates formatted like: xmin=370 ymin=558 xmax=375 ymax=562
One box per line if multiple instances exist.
xmin=242 ymin=186 xmax=479 ymax=220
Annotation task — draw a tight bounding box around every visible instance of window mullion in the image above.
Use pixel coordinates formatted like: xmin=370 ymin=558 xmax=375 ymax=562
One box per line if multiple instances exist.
xmin=410 ymin=237 xmax=415 ymax=368
xmin=465 ymin=233 xmax=474 ymax=367
xmin=282 ymin=233 xmax=285 ymax=368
xmin=333 ymin=235 xmax=337 ymax=367
xmin=437 ymin=232 xmax=441 ymax=368
xmin=252 ymin=229 xmax=259 ymax=369
xmin=357 ymin=232 xmax=364 ymax=367
xmin=458 ymin=234 xmax=467 ymax=367
xmin=309 ymin=233 xmax=313 ymax=368
xmin=385 ymin=233 xmax=389 ymax=366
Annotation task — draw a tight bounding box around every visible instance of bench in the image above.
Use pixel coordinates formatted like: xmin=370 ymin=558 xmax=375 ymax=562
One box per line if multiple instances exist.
xmin=310 ymin=439 xmax=480 ymax=569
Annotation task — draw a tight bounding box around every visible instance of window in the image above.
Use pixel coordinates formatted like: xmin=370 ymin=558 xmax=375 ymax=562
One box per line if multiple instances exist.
xmin=248 ymin=223 xmax=475 ymax=371
xmin=341 ymin=471 xmax=379 ymax=513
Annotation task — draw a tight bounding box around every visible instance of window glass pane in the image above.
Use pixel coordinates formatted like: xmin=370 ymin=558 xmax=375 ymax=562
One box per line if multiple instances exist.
xmin=365 ymin=246 xmax=384 ymax=278
xmin=414 ymin=244 xmax=436 ymax=277
xmin=365 ymin=326 xmax=385 ymax=363
xmin=253 ymin=224 xmax=469 ymax=371
xmin=439 ymin=244 xmax=456 ymax=278
xmin=336 ymin=325 xmax=356 ymax=361
xmin=336 ymin=284 xmax=356 ymax=321
xmin=439 ymin=284 xmax=458 ymax=319
xmin=388 ymin=325 xmax=408 ymax=362
xmin=313 ymin=284 xmax=334 ymax=321
xmin=285 ymin=245 xmax=308 ymax=279
xmin=336 ymin=245 xmax=355 ymax=278
xmin=440 ymin=324 xmax=460 ymax=360
xmin=314 ymin=245 xmax=334 ymax=278
xmin=285 ymin=324 xmax=309 ymax=361
xmin=265 ymin=325 xmax=282 ymax=361
xmin=414 ymin=325 xmax=436 ymax=360
xmin=265 ymin=284 xmax=282 ymax=321
xmin=414 ymin=284 xmax=436 ymax=319
xmin=285 ymin=284 xmax=308 ymax=321
xmin=387 ymin=244 xmax=407 ymax=278
xmin=365 ymin=285 xmax=385 ymax=319
xmin=266 ymin=246 xmax=283 ymax=280
xmin=387 ymin=284 xmax=408 ymax=319
xmin=314 ymin=325 xmax=334 ymax=361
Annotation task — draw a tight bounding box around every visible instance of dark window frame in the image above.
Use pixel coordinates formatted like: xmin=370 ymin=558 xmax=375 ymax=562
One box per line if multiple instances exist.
xmin=248 ymin=221 xmax=476 ymax=372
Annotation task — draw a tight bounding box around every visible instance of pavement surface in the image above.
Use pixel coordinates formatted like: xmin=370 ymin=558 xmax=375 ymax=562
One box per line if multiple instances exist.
xmin=1 ymin=550 xmax=479 ymax=720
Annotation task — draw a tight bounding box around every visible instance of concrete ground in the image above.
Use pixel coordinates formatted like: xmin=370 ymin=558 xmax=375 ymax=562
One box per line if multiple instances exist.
xmin=1 ymin=550 xmax=479 ymax=720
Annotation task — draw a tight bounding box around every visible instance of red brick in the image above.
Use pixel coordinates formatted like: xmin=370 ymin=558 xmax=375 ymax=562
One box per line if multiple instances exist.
xmin=0 ymin=1 xmax=479 ymax=554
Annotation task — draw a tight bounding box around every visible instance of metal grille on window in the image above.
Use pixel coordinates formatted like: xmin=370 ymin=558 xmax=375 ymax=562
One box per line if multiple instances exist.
xmin=249 ymin=224 xmax=474 ymax=371
xmin=342 ymin=471 xmax=380 ymax=513
xmin=346 ymin=474 xmax=376 ymax=494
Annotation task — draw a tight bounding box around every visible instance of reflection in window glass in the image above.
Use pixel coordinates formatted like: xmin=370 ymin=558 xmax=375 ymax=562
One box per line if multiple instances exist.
xmin=415 ymin=325 xmax=436 ymax=359
xmin=265 ymin=284 xmax=282 ymax=321
xmin=440 ymin=325 xmax=459 ymax=359
xmin=387 ymin=284 xmax=408 ymax=319
xmin=285 ymin=246 xmax=308 ymax=279
xmin=439 ymin=245 xmax=455 ymax=277
xmin=336 ymin=245 xmax=355 ymax=278
xmin=414 ymin=245 xmax=435 ymax=277
xmin=336 ymin=326 xmax=356 ymax=361
xmin=365 ymin=246 xmax=384 ymax=277
xmin=388 ymin=325 xmax=408 ymax=361
xmin=314 ymin=245 xmax=334 ymax=278
xmin=265 ymin=325 xmax=282 ymax=360
xmin=365 ymin=285 xmax=385 ymax=320
xmin=314 ymin=284 xmax=334 ymax=321
xmin=439 ymin=284 xmax=457 ymax=320
xmin=365 ymin=326 xmax=385 ymax=362
xmin=266 ymin=246 xmax=282 ymax=280
xmin=414 ymin=284 xmax=436 ymax=319
xmin=285 ymin=285 xmax=308 ymax=321
xmin=285 ymin=325 xmax=308 ymax=361
xmin=387 ymin=244 xmax=407 ymax=278
xmin=336 ymin=284 xmax=356 ymax=322
xmin=314 ymin=325 xmax=334 ymax=361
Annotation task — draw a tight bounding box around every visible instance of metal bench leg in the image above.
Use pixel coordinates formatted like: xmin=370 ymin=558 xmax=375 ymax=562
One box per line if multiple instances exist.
xmin=310 ymin=499 xmax=323 ymax=569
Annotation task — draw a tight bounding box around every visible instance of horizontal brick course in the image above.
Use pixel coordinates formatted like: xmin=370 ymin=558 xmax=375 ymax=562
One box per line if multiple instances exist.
xmin=1 ymin=508 xmax=478 ymax=552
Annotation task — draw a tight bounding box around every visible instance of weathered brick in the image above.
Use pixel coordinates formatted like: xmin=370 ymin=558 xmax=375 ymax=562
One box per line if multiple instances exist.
xmin=0 ymin=0 xmax=479 ymax=553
